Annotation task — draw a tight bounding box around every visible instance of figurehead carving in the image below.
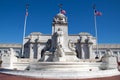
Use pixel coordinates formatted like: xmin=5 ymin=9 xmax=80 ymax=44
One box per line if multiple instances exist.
xmin=53 ymin=13 xmax=67 ymax=24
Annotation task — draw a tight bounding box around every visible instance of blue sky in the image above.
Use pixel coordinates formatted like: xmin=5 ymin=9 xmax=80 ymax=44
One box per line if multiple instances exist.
xmin=0 ymin=0 xmax=120 ymax=44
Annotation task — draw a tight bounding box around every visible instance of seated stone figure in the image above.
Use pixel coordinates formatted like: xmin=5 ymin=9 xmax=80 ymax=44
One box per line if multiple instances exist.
xmin=39 ymin=28 xmax=65 ymax=61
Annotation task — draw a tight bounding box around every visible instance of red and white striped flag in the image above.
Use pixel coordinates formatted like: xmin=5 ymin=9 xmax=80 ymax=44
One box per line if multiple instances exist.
xmin=95 ymin=10 xmax=102 ymax=16
xmin=60 ymin=10 xmax=66 ymax=14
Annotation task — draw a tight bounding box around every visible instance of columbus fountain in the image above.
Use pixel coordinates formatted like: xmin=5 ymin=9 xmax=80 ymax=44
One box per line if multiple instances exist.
xmin=0 ymin=12 xmax=120 ymax=79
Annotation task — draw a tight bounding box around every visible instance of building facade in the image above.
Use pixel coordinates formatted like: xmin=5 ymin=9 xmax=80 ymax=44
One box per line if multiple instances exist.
xmin=0 ymin=12 xmax=120 ymax=69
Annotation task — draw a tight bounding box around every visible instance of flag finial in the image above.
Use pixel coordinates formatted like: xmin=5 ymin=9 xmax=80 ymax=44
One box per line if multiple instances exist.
xmin=93 ymin=4 xmax=96 ymax=9
xmin=93 ymin=5 xmax=102 ymax=16
xmin=25 ymin=4 xmax=29 ymax=16
xmin=26 ymin=4 xmax=29 ymax=9
xmin=58 ymin=4 xmax=63 ymax=10
xmin=58 ymin=4 xmax=66 ymax=14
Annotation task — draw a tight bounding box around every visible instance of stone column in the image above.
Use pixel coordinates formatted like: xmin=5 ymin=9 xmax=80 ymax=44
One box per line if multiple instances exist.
xmin=88 ymin=44 xmax=92 ymax=59
xmin=98 ymin=51 xmax=102 ymax=59
xmin=76 ymin=43 xmax=81 ymax=59
xmin=81 ymin=44 xmax=85 ymax=59
xmin=117 ymin=51 xmax=119 ymax=56
xmin=117 ymin=51 xmax=120 ymax=61
xmin=37 ymin=44 xmax=41 ymax=60
xmin=29 ymin=43 xmax=34 ymax=60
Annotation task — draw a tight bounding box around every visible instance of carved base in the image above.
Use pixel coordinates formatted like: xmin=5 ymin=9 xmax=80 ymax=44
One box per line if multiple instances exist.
xmin=29 ymin=62 xmax=100 ymax=71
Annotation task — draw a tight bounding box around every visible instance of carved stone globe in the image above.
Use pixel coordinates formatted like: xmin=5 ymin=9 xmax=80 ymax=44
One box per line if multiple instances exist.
xmin=55 ymin=13 xmax=66 ymax=20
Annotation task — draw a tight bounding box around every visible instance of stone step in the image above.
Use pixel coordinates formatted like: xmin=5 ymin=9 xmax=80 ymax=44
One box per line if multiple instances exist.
xmin=29 ymin=62 xmax=101 ymax=71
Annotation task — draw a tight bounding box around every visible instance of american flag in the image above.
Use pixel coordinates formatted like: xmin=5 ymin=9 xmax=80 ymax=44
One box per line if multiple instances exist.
xmin=94 ymin=10 xmax=102 ymax=16
xmin=25 ymin=4 xmax=29 ymax=16
xmin=60 ymin=10 xmax=66 ymax=14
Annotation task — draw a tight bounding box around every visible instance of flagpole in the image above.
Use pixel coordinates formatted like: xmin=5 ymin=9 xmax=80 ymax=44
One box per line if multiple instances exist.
xmin=22 ymin=4 xmax=29 ymax=57
xmin=59 ymin=4 xmax=62 ymax=13
xmin=93 ymin=8 xmax=99 ymax=58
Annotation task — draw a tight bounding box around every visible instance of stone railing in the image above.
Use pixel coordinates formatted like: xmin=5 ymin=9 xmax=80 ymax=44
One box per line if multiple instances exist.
xmin=17 ymin=59 xmax=30 ymax=63
xmin=93 ymin=44 xmax=120 ymax=49
xmin=0 ymin=44 xmax=22 ymax=48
